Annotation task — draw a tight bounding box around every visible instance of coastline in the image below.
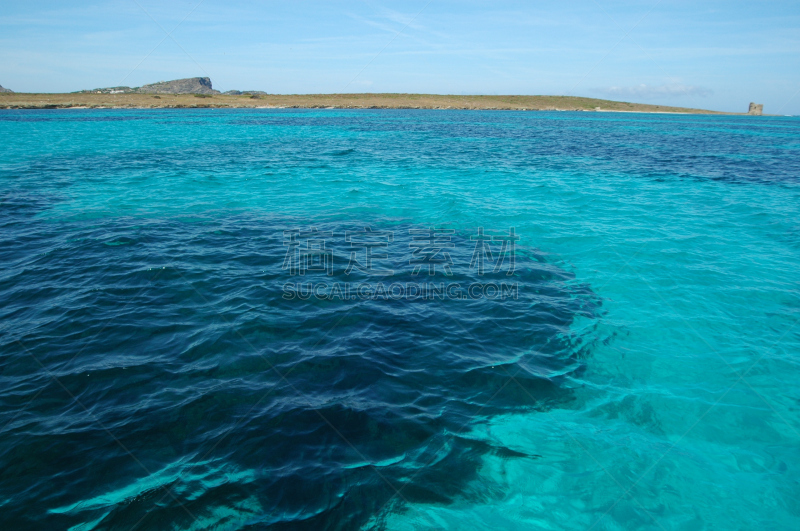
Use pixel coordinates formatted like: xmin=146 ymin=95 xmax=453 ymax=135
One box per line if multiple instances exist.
xmin=0 ymin=92 xmax=751 ymax=114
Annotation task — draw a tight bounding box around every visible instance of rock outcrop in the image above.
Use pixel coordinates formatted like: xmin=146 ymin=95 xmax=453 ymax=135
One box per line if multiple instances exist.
xmin=0 ymin=85 xmax=13 ymax=93
xmin=748 ymin=102 xmax=763 ymax=115
xmin=138 ymin=77 xmax=219 ymax=95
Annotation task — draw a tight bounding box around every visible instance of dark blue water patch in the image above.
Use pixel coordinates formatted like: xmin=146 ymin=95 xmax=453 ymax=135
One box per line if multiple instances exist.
xmin=6 ymin=110 xmax=797 ymax=188
xmin=229 ymin=110 xmax=800 ymax=185
xmin=0 ymin=197 xmax=601 ymax=529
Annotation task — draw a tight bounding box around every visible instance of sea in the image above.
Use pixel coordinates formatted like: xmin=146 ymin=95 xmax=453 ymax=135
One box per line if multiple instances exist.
xmin=1 ymin=108 xmax=798 ymax=530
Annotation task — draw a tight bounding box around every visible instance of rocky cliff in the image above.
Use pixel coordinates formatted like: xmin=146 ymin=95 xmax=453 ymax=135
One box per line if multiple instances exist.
xmin=137 ymin=77 xmax=219 ymax=95
xmin=0 ymin=85 xmax=13 ymax=93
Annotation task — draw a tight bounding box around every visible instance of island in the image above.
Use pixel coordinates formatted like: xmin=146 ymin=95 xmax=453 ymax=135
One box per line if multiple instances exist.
xmin=0 ymin=77 xmax=765 ymax=114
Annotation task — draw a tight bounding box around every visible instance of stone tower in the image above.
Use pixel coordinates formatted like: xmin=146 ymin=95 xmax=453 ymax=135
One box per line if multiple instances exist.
xmin=748 ymin=103 xmax=763 ymax=115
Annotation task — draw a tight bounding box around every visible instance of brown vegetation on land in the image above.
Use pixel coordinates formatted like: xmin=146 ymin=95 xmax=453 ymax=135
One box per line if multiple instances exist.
xmin=0 ymin=92 xmax=736 ymax=113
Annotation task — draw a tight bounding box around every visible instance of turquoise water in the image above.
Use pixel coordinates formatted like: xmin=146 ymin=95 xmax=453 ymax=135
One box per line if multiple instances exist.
xmin=1 ymin=109 xmax=799 ymax=529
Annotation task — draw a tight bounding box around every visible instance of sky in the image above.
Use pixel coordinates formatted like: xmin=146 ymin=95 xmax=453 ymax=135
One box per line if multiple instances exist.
xmin=1 ymin=0 xmax=799 ymax=114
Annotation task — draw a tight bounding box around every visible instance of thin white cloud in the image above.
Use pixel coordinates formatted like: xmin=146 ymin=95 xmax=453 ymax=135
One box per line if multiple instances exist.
xmin=597 ymin=83 xmax=713 ymax=98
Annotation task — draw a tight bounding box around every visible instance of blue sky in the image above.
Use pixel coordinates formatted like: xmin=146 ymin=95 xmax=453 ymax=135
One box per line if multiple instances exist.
xmin=1 ymin=0 xmax=799 ymax=113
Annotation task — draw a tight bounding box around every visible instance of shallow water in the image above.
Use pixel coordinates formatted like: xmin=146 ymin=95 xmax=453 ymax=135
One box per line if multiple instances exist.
xmin=1 ymin=109 xmax=799 ymax=530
